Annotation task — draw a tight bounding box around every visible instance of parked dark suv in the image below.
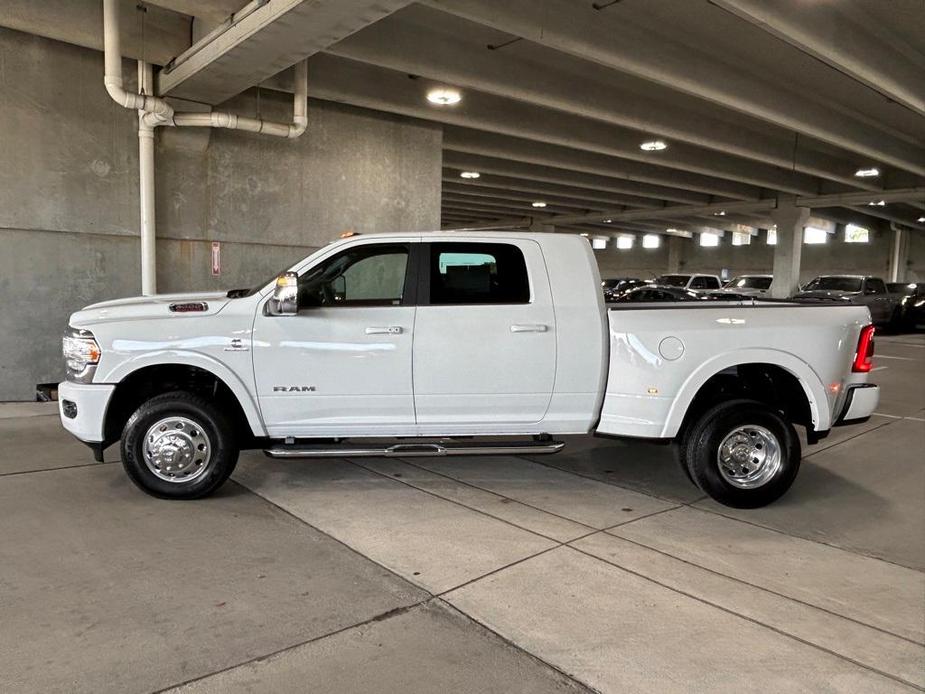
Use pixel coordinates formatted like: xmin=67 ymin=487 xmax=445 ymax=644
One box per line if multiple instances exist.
xmin=888 ymin=282 xmax=925 ymax=330
xmin=794 ymin=275 xmax=898 ymax=326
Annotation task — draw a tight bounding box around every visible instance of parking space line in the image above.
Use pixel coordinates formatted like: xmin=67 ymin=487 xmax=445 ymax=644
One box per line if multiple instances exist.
xmin=871 ymin=366 xmax=889 ymax=371
xmin=874 ymin=355 xmax=917 ymax=361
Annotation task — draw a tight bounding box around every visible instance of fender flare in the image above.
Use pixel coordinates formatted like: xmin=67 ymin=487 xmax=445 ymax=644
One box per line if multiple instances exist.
xmin=103 ymin=350 xmax=267 ymax=437
xmin=661 ymin=348 xmax=831 ymax=437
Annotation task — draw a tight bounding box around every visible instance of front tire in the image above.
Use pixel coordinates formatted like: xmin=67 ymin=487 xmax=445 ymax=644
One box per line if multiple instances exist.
xmin=684 ymin=399 xmax=800 ymax=508
xmin=121 ymin=391 xmax=239 ymax=499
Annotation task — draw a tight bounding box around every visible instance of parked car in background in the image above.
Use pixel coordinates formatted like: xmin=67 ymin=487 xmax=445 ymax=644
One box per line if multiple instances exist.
xmin=614 ymin=286 xmax=702 ymax=302
xmin=601 ymin=277 xmax=649 ymax=302
xmin=655 ymin=273 xmax=723 ymax=293
xmin=793 ymin=275 xmax=898 ymax=327
xmin=721 ymin=274 xmax=773 ymax=296
xmin=888 ymin=282 xmax=925 ymax=330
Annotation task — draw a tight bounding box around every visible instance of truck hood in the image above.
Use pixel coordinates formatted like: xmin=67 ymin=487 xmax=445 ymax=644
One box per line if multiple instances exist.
xmin=70 ymin=291 xmax=234 ymax=326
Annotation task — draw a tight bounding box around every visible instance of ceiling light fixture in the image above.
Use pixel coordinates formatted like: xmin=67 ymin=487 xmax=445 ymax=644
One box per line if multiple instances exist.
xmin=714 ymin=210 xmax=726 ymax=216
xmin=640 ymin=139 xmax=668 ymax=152
xmin=854 ymin=167 xmax=880 ymax=178
xmin=868 ymin=200 xmax=886 ymax=206
xmin=918 ymin=217 xmax=925 ymax=223
xmin=532 ymin=201 xmax=547 ymax=208
xmin=426 ymin=87 xmax=461 ymax=105
xmin=603 ymin=218 xmax=612 ymax=223
xmin=459 ymin=171 xmax=480 ymax=179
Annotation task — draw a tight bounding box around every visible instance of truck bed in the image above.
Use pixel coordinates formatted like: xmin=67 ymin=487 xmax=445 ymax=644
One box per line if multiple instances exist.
xmin=598 ymin=302 xmax=872 ymax=438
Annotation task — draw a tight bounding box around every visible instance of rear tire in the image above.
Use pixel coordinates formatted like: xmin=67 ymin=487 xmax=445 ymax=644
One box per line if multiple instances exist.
xmin=684 ymin=399 xmax=800 ymax=508
xmin=121 ymin=391 xmax=239 ymax=499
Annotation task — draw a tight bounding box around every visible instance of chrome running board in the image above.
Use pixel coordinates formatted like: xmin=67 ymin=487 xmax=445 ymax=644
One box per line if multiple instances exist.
xmin=264 ymin=440 xmax=565 ymax=459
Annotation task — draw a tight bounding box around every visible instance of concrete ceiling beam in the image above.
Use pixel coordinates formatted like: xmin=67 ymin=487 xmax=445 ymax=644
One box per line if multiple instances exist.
xmin=332 ymin=5 xmax=880 ymax=189
xmin=550 ymin=187 xmax=925 ymax=226
xmin=158 ymin=0 xmax=414 ymax=104
xmin=442 ymin=128 xmax=757 ymax=202
xmin=441 ymin=151 xmax=750 ymax=204
xmin=0 ymin=0 xmax=189 ymax=65
xmin=711 ymin=0 xmax=925 ymax=118
xmin=442 ymin=174 xmax=663 ymax=210
xmin=424 ymin=0 xmax=925 ymax=176
xmin=296 ymin=54 xmax=824 ymax=194
xmin=443 ymin=191 xmax=598 ymax=215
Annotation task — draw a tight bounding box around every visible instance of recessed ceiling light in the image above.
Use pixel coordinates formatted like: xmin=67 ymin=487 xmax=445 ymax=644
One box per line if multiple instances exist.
xmin=868 ymin=200 xmax=886 ymax=206
xmin=531 ymin=201 xmax=547 ymax=208
xmin=918 ymin=216 xmax=925 ymax=223
xmin=640 ymin=139 xmax=668 ymax=151
xmin=459 ymin=171 xmax=480 ymax=179
xmin=426 ymin=87 xmax=461 ymax=105
xmin=854 ymin=167 xmax=880 ymax=178
xmin=714 ymin=210 xmax=726 ymax=216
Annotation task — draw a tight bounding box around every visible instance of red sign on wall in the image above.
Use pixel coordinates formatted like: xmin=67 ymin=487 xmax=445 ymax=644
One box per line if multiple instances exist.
xmin=211 ymin=241 xmax=221 ymax=276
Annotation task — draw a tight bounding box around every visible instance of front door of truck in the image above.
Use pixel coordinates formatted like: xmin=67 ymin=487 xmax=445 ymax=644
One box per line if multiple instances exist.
xmin=253 ymin=240 xmax=417 ymax=437
xmin=412 ymin=240 xmax=556 ymax=429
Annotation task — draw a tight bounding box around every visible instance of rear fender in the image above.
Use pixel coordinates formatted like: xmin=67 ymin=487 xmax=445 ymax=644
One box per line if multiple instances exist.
xmin=661 ymin=348 xmax=830 ymax=437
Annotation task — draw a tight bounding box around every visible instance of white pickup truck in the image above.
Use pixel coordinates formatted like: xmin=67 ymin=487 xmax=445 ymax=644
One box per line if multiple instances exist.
xmin=59 ymin=232 xmax=879 ymax=508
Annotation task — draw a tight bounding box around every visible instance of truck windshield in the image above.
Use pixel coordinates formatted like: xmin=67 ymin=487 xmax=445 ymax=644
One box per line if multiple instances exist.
xmin=656 ymin=274 xmax=690 ymax=287
xmin=727 ymin=276 xmax=772 ymax=289
xmin=803 ymin=277 xmax=862 ymax=292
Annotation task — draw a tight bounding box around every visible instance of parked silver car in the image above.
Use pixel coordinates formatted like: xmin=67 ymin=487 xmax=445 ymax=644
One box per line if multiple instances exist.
xmin=721 ymin=274 xmax=773 ymax=296
xmin=793 ymin=275 xmax=898 ymax=326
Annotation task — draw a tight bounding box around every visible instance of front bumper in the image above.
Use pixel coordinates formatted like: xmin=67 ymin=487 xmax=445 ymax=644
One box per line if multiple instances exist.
xmin=58 ymin=381 xmax=115 ymax=443
xmin=836 ymin=383 xmax=880 ymax=425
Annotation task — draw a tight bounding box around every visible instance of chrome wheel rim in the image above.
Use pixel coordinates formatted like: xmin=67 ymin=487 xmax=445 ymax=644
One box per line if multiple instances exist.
xmin=716 ymin=424 xmax=781 ymax=489
xmin=143 ymin=416 xmax=212 ymax=483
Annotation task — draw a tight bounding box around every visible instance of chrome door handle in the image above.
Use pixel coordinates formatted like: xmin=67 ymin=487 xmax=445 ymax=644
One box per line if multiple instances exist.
xmin=510 ymin=324 xmax=548 ymax=333
xmin=365 ymin=326 xmax=403 ymax=335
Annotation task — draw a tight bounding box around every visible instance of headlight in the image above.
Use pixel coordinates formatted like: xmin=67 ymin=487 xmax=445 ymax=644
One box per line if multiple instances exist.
xmin=62 ymin=327 xmax=101 ymax=382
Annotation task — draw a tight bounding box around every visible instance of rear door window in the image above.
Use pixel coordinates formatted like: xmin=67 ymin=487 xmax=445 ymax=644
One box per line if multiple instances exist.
xmin=428 ymin=243 xmax=530 ymax=305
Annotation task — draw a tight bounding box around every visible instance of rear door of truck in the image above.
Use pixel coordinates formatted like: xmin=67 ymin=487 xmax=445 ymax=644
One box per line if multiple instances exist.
xmin=412 ymin=239 xmax=556 ymax=427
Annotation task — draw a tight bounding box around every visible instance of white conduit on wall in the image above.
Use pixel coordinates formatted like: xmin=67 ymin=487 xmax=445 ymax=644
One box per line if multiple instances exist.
xmin=101 ymin=0 xmax=308 ymax=294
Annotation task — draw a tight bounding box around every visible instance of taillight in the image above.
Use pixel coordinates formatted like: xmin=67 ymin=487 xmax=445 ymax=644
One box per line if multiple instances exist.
xmin=852 ymin=325 xmax=875 ymax=373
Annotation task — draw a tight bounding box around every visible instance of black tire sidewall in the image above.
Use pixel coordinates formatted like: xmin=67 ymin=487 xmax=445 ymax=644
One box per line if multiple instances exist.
xmin=121 ymin=392 xmax=238 ymax=499
xmin=686 ymin=400 xmax=800 ymax=508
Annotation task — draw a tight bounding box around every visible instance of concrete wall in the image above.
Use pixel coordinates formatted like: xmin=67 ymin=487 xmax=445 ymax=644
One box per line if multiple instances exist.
xmin=0 ymin=28 xmax=443 ymax=400
xmin=594 ymin=225 xmax=904 ymax=283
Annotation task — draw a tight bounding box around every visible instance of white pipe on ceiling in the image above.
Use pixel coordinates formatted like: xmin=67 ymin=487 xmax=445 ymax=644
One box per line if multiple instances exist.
xmin=101 ymin=0 xmax=308 ymax=294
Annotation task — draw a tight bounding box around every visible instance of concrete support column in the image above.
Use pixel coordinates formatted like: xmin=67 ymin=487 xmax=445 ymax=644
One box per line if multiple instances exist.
xmin=667 ymin=236 xmax=683 ymax=273
xmin=769 ymin=202 xmax=810 ymax=299
xmin=889 ymin=225 xmax=908 ymax=282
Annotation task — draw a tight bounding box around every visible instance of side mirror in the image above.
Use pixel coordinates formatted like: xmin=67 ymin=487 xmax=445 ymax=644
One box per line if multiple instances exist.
xmin=268 ymin=272 xmax=298 ymax=316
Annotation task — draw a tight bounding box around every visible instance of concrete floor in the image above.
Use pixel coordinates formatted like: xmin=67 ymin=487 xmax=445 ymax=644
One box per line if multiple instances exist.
xmin=1 ymin=334 xmax=923 ymax=693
